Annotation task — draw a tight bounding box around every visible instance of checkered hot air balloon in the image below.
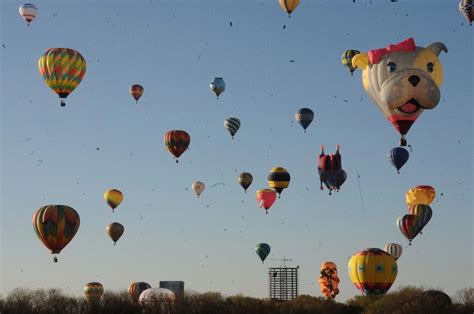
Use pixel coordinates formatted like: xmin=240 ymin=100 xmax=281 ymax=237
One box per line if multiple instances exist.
xmin=224 ymin=117 xmax=241 ymax=139
xmin=38 ymin=48 xmax=87 ymax=107
xmin=459 ymin=0 xmax=474 ymax=25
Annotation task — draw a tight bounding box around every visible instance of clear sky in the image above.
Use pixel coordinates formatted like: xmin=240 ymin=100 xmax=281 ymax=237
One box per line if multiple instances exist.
xmin=1 ymin=0 xmax=472 ymax=302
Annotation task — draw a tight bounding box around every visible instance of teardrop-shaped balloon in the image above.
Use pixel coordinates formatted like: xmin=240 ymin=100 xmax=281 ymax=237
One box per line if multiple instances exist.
xmin=388 ymin=147 xmax=409 ymax=173
xmin=383 ymin=243 xmax=403 ymax=260
xmin=210 ymin=77 xmax=225 ymax=99
xmin=128 ymin=282 xmax=151 ymax=303
xmin=267 ymin=167 xmax=290 ymax=196
xmin=408 ymin=204 xmax=432 ymax=230
xmin=279 ymin=0 xmax=300 ymax=17
xmin=224 ymin=117 xmax=241 ymax=139
xmin=255 ymin=243 xmax=271 ymax=263
xmin=84 ymin=282 xmax=104 ymax=301
xmin=256 ymin=189 xmax=277 ymax=214
xmin=192 ymin=181 xmax=205 ymax=198
xmin=19 ymin=3 xmax=38 ymax=26
xmin=295 ymin=108 xmax=314 ymax=132
xmin=104 ymin=189 xmax=123 ymax=212
xmin=341 ymin=50 xmax=361 ymax=75
xmin=164 ymin=130 xmax=190 ymax=162
xmin=106 ymin=222 xmax=124 ymax=245
xmin=130 ymin=84 xmax=144 ymax=102
xmin=397 ymin=214 xmax=423 ymax=244
xmin=238 ymin=172 xmax=253 ymax=192
xmin=406 ymin=185 xmax=436 ymax=207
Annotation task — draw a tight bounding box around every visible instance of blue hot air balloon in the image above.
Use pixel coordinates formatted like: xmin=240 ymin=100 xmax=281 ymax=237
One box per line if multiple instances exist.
xmin=388 ymin=147 xmax=409 ymax=173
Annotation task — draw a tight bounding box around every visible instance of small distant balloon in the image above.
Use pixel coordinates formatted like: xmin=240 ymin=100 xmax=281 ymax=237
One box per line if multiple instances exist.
xmin=84 ymin=282 xmax=104 ymax=301
xmin=224 ymin=117 xmax=241 ymax=139
xmin=267 ymin=167 xmax=290 ymax=197
xmin=19 ymin=3 xmax=38 ymax=26
xmin=295 ymin=108 xmax=314 ymax=132
xmin=388 ymin=147 xmax=409 ymax=173
xmin=192 ymin=181 xmax=205 ymax=198
xmin=238 ymin=172 xmax=253 ymax=192
xmin=383 ymin=243 xmax=403 ymax=260
xmin=106 ymin=222 xmax=124 ymax=245
xmin=255 ymin=243 xmax=271 ymax=263
xmin=164 ymin=130 xmax=190 ymax=163
xmin=104 ymin=189 xmax=123 ymax=212
xmin=279 ymin=0 xmax=300 ymax=17
xmin=210 ymin=77 xmax=225 ymax=99
xmin=130 ymin=84 xmax=144 ymax=103
xmin=256 ymin=189 xmax=277 ymax=214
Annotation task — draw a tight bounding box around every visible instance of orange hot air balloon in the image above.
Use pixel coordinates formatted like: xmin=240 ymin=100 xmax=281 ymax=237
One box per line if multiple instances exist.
xmin=164 ymin=130 xmax=190 ymax=163
xmin=256 ymin=189 xmax=277 ymax=214
xmin=406 ymin=185 xmax=436 ymax=207
xmin=318 ymin=261 xmax=340 ymax=298
xmin=128 ymin=282 xmax=152 ymax=303
xmin=130 ymin=84 xmax=144 ymax=103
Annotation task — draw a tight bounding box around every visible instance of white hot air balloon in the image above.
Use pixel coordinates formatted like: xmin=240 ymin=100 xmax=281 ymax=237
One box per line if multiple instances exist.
xmin=210 ymin=77 xmax=225 ymax=99
xmin=384 ymin=243 xmax=403 ymax=260
xmin=19 ymin=3 xmax=38 ymax=26
xmin=139 ymin=288 xmax=176 ymax=305
xmin=192 ymin=181 xmax=205 ymax=198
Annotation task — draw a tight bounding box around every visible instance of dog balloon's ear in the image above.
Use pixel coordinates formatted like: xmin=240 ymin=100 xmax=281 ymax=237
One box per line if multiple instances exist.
xmin=352 ymin=53 xmax=370 ymax=70
xmin=426 ymin=42 xmax=448 ymax=57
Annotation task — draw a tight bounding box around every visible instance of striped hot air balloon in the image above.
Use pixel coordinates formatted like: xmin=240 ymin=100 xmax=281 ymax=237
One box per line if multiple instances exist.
xmin=32 ymin=205 xmax=80 ymax=262
xmin=19 ymin=3 xmax=38 ymax=26
xmin=255 ymin=243 xmax=271 ymax=263
xmin=268 ymin=167 xmax=290 ymax=197
xmin=84 ymin=282 xmax=104 ymax=301
xmin=238 ymin=172 xmax=253 ymax=192
xmin=295 ymin=108 xmax=314 ymax=132
xmin=104 ymin=189 xmax=123 ymax=212
xmin=128 ymin=282 xmax=152 ymax=303
xmin=397 ymin=214 xmax=423 ymax=245
xmin=348 ymin=248 xmax=398 ymax=296
xmin=210 ymin=77 xmax=225 ymax=99
xmin=38 ymin=48 xmax=87 ymax=107
xmin=130 ymin=84 xmax=144 ymax=103
xmin=459 ymin=0 xmax=474 ymax=25
xmin=406 ymin=185 xmax=436 ymax=207
xmin=409 ymin=204 xmax=433 ymax=232
xmin=224 ymin=117 xmax=241 ymax=139
xmin=383 ymin=243 xmax=403 ymax=260
xmin=164 ymin=130 xmax=190 ymax=163
xmin=341 ymin=50 xmax=361 ymax=75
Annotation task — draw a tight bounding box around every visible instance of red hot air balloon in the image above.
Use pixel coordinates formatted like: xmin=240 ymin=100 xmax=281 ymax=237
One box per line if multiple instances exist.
xmin=397 ymin=214 xmax=423 ymax=245
xmin=164 ymin=130 xmax=190 ymax=163
xmin=256 ymin=189 xmax=277 ymax=214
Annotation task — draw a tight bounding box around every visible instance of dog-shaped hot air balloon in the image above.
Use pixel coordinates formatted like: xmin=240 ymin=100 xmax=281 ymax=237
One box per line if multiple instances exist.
xmin=318 ymin=261 xmax=340 ymax=298
xmin=351 ymin=38 xmax=447 ymax=147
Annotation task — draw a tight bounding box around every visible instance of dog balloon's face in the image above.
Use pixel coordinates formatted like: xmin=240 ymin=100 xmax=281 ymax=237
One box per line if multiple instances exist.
xmin=321 ymin=261 xmax=338 ymax=276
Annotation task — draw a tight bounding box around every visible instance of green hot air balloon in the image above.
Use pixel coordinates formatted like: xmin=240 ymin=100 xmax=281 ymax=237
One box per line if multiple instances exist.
xmin=255 ymin=243 xmax=271 ymax=263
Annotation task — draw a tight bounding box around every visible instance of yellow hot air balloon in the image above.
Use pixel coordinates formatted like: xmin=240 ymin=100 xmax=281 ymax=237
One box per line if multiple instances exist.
xmin=279 ymin=0 xmax=300 ymax=17
xmin=406 ymin=185 xmax=436 ymax=207
xmin=267 ymin=167 xmax=290 ymax=197
xmin=104 ymin=189 xmax=123 ymax=212
xmin=348 ymin=248 xmax=398 ymax=296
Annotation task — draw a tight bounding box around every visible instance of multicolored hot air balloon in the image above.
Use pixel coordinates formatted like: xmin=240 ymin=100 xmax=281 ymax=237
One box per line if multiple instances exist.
xmin=397 ymin=214 xmax=423 ymax=245
xmin=130 ymin=84 xmax=144 ymax=103
xmin=192 ymin=181 xmax=205 ymax=198
xmin=388 ymin=147 xmax=409 ymax=173
xmin=406 ymin=185 xmax=436 ymax=207
xmin=318 ymin=261 xmax=340 ymax=298
xmin=38 ymin=48 xmax=87 ymax=107
xmin=128 ymin=282 xmax=152 ymax=303
xmin=267 ymin=167 xmax=290 ymax=197
xmin=84 ymin=282 xmax=104 ymax=301
xmin=19 ymin=3 xmax=38 ymax=26
xmin=279 ymin=0 xmax=300 ymax=17
xmin=351 ymin=38 xmax=447 ymax=146
xmin=255 ymin=243 xmax=271 ymax=263
xmin=256 ymin=189 xmax=277 ymax=214
xmin=164 ymin=130 xmax=190 ymax=163
xmin=383 ymin=243 xmax=403 ymax=260
xmin=409 ymin=204 xmax=432 ymax=232
xmin=32 ymin=205 xmax=80 ymax=262
xmin=106 ymin=222 xmax=124 ymax=245
xmin=342 ymin=50 xmax=360 ymax=75
xmin=238 ymin=172 xmax=253 ymax=192
xmin=295 ymin=108 xmax=314 ymax=132
xmin=348 ymin=248 xmax=398 ymax=296
xmin=459 ymin=0 xmax=474 ymax=25
xmin=224 ymin=117 xmax=241 ymax=139
xmin=318 ymin=145 xmax=346 ymax=194
xmin=210 ymin=77 xmax=225 ymax=99
xmin=104 ymin=189 xmax=123 ymax=212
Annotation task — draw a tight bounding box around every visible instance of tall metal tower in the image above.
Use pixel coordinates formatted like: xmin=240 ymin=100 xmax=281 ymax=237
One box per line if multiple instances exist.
xmin=268 ymin=258 xmax=299 ymax=301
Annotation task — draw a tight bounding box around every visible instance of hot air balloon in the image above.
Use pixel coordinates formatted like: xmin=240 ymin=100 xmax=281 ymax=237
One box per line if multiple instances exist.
xmin=164 ymin=130 xmax=190 ymax=163
xmin=104 ymin=189 xmax=123 ymax=212
xmin=459 ymin=0 xmax=474 ymax=25
xmin=279 ymin=0 xmax=300 ymax=17
xmin=130 ymin=84 xmax=144 ymax=103
xmin=397 ymin=214 xmax=423 ymax=245
xmin=32 ymin=205 xmax=80 ymax=262
xmin=38 ymin=48 xmax=87 ymax=107
xmin=238 ymin=172 xmax=253 ymax=192
xmin=267 ymin=167 xmax=290 ymax=197
xmin=318 ymin=261 xmax=340 ymax=298
xmin=84 ymin=282 xmax=104 ymax=301
xmin=295 ymin=108 xmax=314 ymax=132
xmin=388 ymin=147 xmax=409 ymax=173
xmin=255 ymin=243 xmax=271 ymax=263
xmin=409 ymin=204 xmax=432 ymax=231
xmin=224 ymin=117 xmax=241 ymax=139
xmin=383 ymin=243 xmax=403 ymax=260
xmin=106 ymin=222 xmax=124 ymax=245
xmin=351 ymin=38 xmax=447 ymax=146
xmin=348 ymin=248 xmax=398 ymax=296
xmin=342 ymin=50 xmax=360 ymax=75
xmin=139 ymin=288 xmax=176 ymax=305
xmin=318 ymin=145 xmax=346 ymax=194
xmin=192 ymin=181 xmax=205 ymax=198
xmin=256 ymin=189 xmax=277 ymax=214
xmin=210 ymin=77 xmax=225 ymax=99
xmin=423 ymin=290 xmax=452 ymax=307
xmin=406 ymin=185 xmax=436 ymax=207
xmin=128 ymin=282 xmax=152 ymax=303
xmin=19 ymin=3 xmax=38 ymax=26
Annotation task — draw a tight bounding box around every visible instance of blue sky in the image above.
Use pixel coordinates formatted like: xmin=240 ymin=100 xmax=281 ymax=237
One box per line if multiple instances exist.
xmin=1 ymin=0 xmax=472 ymax=301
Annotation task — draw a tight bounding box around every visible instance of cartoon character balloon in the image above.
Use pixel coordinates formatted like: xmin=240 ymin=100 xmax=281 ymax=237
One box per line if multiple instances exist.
xmin=318 ymin=261 xmax=340 ymax=298
xmin=106 ymin=222 xmax=124 ymax=245
xmin=32 ymin=205 xmax=80 ymax=262
xmin=318 ymin=145 xmax=346 ymax=194
xmin=224 ymin=117 xmax=241 ymax=139
xmin=295 ymin=108 xmax=314 ymax=132
xmin=383 ymin=243 xmax=403 ymax=260
xmin=351 ymin=38 xmax=447 ymax=146
xmin=19 ymin=3 xmax=38 ymax=26
xmin=267 ymin=167 xmax=290 ymax=197
xmin=128 ymin=282 xmax=152 ymax=303
xmin=164 ymin=130 xmax=190 ymax=163
xmin=348 ymin=248 xmax=398 ymax=296
xmin=104 ymin=189 xmax=123 ymax=212
xmin=38 ymin=48 xmax=87 ymax=107
xmin=459 ymin=0 xmax=474 ymax=25
xmin=84 ymin=282 xmax=104 ymax=301
xmin=279 ymin=0 xmax=300 ymax=17
xmin=130 ymin=84 xmax=144 ymax=103
xmin=192 ymin=181 xmax=205 ymax=198
xmin=256 ymin=189 xmax=277 ymax=214
xmin=210 ymin=77 xmax=225 ymax=99
xmin=255 ymin=243 xmax=271 ymax=263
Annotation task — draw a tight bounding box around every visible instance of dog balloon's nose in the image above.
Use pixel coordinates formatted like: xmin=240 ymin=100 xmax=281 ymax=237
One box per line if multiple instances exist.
xmin=408 ymin=75 xmax=420 ymax=87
